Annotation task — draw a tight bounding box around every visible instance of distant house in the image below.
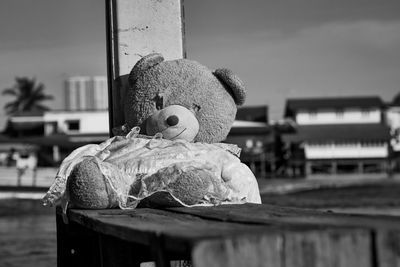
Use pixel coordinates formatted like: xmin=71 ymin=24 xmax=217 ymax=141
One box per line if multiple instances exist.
xmin=2 ymin=109 xmax=109 ymax=165
xmin=283 ymin=96 xmax=391 ymax=175
xmin=225 ymin=106 xmax=273 ymax=178
xmin=5 ymin=111 xmax=46 ymax=137
xmin=1 ymin=76 xmax=110 ymax=166
xmin=385 ymin=100 xmax=400 ymax=170
xmin=235 ymin=105 xmax=268 ymax=123
xmin=43 ymin=110 xmax=109 ymax=136
xmin=386 ymin=102 xmax=400 ymax=149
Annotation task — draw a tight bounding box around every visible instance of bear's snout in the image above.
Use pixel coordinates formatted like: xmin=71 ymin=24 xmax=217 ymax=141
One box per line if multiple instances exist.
xmin=145 ymin=105 xmax=200 ymax=142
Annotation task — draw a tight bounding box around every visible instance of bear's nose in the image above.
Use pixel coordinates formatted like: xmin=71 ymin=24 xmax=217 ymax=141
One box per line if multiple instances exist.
xmin=166 ymin=115 xmax=179 ymax=126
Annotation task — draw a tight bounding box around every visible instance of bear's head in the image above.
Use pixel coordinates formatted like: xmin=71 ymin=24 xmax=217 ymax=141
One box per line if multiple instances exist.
xmin=124 ymin=53 xmax=246 ymax=143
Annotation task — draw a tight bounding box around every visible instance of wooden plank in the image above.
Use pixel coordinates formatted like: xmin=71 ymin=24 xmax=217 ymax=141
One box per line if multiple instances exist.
xmin=192 ymin=233 xmax=283 ymax=267
xmin=192 ymin=229 xmax=372 ymax=267
xmin=376 ymin=230 xmax=400 ymax=267
xmin=64 ymin=208 xmax=274 ymax=254
xmin=168 ymin=203 xmax=400 ymax=230
xmin=61 ymin=204 xmax=400 ymax=251
xmin=105 ymin=0 xmax=185 ymax=131
xmin=283 ymin=230 xmax=372 ymax=267
xmin=62 ymin=206 xmax=400 ymax=267
xmin=60 ymin=205 xmax=400 ymax=267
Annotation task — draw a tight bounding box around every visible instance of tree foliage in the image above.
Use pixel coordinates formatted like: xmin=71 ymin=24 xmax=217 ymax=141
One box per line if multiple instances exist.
xmin=2 ymin=77 xmax=53 ymax=115
xmin=393 ymin=92 xmax=400 ymax=106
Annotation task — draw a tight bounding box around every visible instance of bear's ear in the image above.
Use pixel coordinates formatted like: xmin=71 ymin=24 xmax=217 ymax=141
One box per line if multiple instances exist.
xmin=213 ymin=68 xmax=246 ymax=106
xmin=129 ymin=53 xmax=164 ymax=83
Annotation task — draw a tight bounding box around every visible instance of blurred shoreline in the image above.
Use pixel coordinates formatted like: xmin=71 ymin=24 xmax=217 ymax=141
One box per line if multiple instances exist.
xmin=1 ymin=166 xmax=400 ymax=197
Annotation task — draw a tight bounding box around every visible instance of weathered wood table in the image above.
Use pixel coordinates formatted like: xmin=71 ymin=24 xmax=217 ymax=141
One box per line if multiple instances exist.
xmin=57 ymin=204 xmax=400 ymax=267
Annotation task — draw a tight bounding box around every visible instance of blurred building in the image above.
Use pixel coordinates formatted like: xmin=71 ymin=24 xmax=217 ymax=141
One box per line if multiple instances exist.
xmin=386 ymin=104 xmax=400 ymax=151
xmin=226 ymin=107 xmax=270 ymax=178
xmin=283 ymin=96 xmax=391 ymax=175
xmin=1 ymin=109 xmax=109 ymax=166
xmin=5 ymin=111 xmax=46 ymax=137
xmin=64 ymin=76 xmax=108 ymax=111
xmin=43 ymin=110 xmax=108 ymax=136
xmin=226 ymin=106 xmax=271 ymax=178
xmin=385 ymin=100 xmax=400 ymax=170
xmin=0 ymin=76 xmax=110 ymax=166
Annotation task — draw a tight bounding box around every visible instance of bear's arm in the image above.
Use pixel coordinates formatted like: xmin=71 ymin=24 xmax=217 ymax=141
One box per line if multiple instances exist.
xmin=42 ymin=136 xmax=122 ymax=207
xmin=221 ymin=160 xmax=262 ymax=204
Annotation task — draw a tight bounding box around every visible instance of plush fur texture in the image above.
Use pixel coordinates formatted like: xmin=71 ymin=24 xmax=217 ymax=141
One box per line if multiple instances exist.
xmin=67 ymin=53 xmax=249 ymax=209
xmin=68 ymin=158 xmax=113 ymax=209
xmin=146 ymin=105 xmax=200 ymax=141
xmin=140 ymin=165 xmax=213 ymax=205
xmin=124 ymin=53 xmax=246 ymax=143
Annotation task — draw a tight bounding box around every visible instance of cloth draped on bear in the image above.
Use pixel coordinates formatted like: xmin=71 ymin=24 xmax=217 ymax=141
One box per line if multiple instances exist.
xmin=43 ymin=127 xmax=261 ymax=219
xmin=42 ymin=53 xmax=262 ymax=224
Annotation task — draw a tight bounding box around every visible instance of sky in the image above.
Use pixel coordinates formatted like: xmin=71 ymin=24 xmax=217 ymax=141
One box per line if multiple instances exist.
xmin=1 ymin=0 xmax=400 ymax=128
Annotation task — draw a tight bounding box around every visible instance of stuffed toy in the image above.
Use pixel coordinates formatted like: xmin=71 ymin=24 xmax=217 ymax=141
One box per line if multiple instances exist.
xmin=124 ymin=53 xmax=246 ymax=143
xmin=43 ymin=53 xmax=261 ymax=215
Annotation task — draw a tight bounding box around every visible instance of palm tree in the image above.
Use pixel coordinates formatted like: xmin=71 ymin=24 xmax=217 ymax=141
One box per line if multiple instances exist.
xmin=2 ymin=77 xmax=53 ymax=115
xmin=393 ymin=92 xmax=400 ymax=106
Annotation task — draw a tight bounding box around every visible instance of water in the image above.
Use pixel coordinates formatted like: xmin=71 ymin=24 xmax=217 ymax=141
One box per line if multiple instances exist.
xmin=0 ymin=199 xmax=56 ymax=267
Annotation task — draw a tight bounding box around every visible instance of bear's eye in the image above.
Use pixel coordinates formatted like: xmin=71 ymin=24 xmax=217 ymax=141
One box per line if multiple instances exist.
xmin=192 ymin=103 xmax=201 ymax=112
xmin=154 ymin=94 xmax=164 ymax=110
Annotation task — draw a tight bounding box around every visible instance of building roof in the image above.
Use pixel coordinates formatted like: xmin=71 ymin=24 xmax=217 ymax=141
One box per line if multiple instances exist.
xmin=45 ymin=109 xmax=108 ymax=114
xmin=8 ymin=111 xmax=46 ymax=131
xmin=0 ymin=133 xmax=109 ymax=149
xmin=236 ymin=105 xmax=268 ymax=122
xmin=12 ymin=110 xmax=45 ymax=117
xmin=9 ymin=111 xmax=45 ymax=123
xmin=228 ymin=125 xmax=272 ymax=135
xmin=284 ymin=96 xmax=384 ymax=117
xmin=232 ymin=121 xmax=268 ymax=128
xmin=283 ymin=124 xmax=391 ymax=143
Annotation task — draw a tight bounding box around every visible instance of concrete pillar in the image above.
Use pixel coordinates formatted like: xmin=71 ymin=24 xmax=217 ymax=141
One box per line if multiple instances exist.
xmin=106 ymin=0 xmax=186 ymax=133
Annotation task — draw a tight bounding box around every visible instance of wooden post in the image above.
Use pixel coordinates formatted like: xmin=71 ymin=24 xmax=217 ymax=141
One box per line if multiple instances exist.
xmin=331 ymin=160 xmax=337 ymax=175
xmin=105 ymin=0 xmax=186 ymax=134
xmin=305 ymin=161 xmax=312 ymax=176
xmin=260 ymin=152 xmax=266 ymax=178
xmin=56 ymin=214 xmax=102 ymax=267
xmin=249 ymin=156 xmax=256 ymax=174
xmin=358 ymin=161 xmax=364 ymax=173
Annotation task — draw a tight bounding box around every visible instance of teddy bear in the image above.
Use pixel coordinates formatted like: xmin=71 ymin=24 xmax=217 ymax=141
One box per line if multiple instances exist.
xmin=42 ymin=53 xmax=261 ymax=213
xmin=123 ymin=53 xmax=246 ymax=143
